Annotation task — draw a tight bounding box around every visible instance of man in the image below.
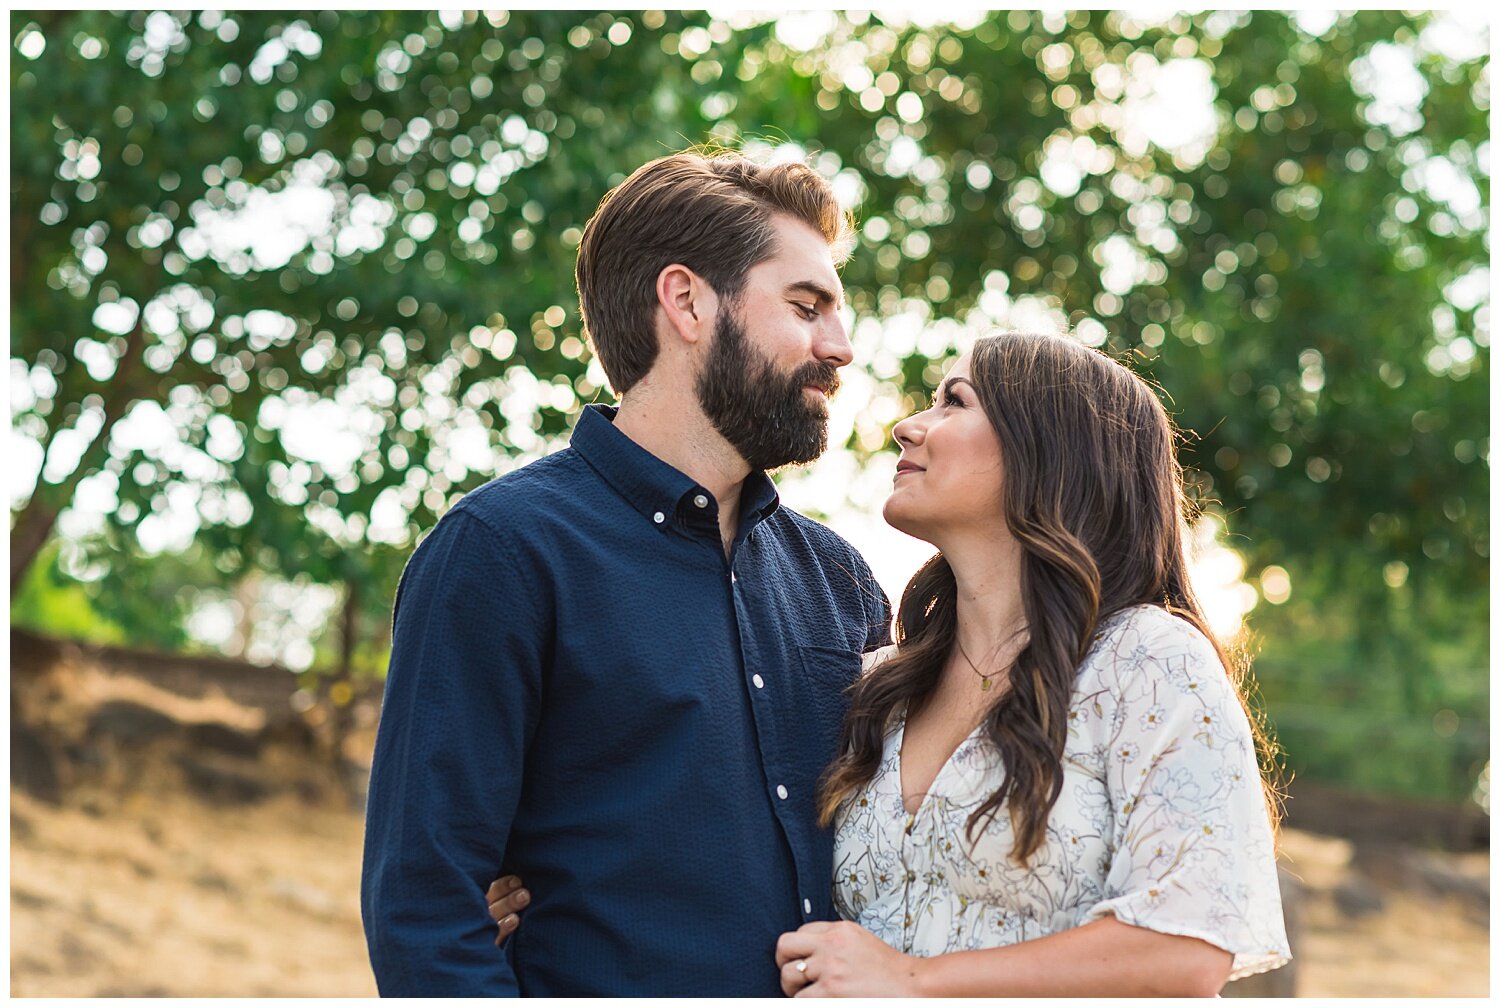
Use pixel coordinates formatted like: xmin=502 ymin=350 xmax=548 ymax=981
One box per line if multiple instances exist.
xmin=360 ymin=150 xmax=891 ymax=995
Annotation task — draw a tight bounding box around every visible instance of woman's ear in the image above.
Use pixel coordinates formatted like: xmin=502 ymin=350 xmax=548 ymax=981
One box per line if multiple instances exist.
xmin=654 ymin=263 xmax=717 ymax=348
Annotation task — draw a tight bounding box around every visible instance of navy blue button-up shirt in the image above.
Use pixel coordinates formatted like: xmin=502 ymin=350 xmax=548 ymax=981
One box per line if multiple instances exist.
xmin=361 ymin=404 xmax=891 ymax=996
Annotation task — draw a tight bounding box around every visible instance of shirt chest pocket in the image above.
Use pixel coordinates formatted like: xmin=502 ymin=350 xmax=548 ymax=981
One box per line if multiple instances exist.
xmin=780 ymin=645 xmax=861 ymax=771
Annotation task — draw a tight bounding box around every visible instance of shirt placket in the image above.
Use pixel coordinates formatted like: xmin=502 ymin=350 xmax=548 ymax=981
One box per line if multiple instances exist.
xmin=724 ymin=519 xmax=820 ymax=924
xmin=898 ymin=805 xmax=936 ymax=953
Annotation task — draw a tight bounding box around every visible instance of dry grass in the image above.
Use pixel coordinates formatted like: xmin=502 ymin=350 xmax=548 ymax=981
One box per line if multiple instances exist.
xmin=11 ymin=784 xmax=375 ymax=997
xmin=1275 ymin=830 xmax=1489 ymax=997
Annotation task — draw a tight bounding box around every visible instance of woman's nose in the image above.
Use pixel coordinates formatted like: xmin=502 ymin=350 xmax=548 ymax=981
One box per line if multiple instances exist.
xmin=893 ymin=411 xmax=926 ymax=448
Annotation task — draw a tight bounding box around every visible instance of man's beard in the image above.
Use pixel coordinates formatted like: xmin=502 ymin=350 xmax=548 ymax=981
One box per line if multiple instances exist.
xmin=695 ymin=305 xmax=840 ymax=471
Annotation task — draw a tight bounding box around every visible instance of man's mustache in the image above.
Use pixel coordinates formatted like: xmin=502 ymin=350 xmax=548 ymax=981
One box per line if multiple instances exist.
xmin=792 ymin=361 xmax=841 ymax=399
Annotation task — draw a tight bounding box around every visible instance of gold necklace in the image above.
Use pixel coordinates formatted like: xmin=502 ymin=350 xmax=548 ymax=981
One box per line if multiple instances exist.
xmin=955 ymin=638 xmax=1003 ymax=692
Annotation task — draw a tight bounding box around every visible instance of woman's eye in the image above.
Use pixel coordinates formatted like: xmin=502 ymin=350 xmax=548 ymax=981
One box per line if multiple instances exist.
xmin=943 ymin=389 xmax=964 ymax=407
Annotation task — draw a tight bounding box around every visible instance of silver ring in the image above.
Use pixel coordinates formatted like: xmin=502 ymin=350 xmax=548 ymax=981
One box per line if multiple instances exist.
xmin=795 ymin=959 xmax=808 ymax=975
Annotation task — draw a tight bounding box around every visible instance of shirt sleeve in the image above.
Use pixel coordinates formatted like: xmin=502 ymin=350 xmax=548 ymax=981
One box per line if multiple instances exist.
xmin=1080 ymin=610 xmax=1291 ymax=982
xmin=360 ymin=509 xmax=548 ymax=995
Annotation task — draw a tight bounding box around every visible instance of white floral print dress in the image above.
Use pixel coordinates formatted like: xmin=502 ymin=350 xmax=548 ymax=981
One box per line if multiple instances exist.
xmin=833 ymin=605 xmax=1291 ymax=982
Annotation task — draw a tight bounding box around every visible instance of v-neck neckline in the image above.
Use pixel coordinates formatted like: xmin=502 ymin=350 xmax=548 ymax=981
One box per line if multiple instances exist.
xmin=894 ymin=705 xmax=986 ymax=819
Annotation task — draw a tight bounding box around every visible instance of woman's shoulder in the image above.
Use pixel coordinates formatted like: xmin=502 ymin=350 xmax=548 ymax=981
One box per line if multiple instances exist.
xmin=1095 ymin=603 xmax=1218 ymax=651
xmin=861 ymin=643 xmax=900 ymax=674
xmin=1081 ymin=604 xmax=1225 ymax=692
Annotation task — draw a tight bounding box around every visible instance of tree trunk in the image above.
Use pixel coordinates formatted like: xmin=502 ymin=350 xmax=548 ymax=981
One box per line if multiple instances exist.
xmin=8 ymin=403 xmax=129 ymax=592
xmin=322 ymin=579 xmax=360 ymax=770
xmin=10 ymin=317 xmax=149 ymax=591
xmin=339 ymin=579 xmax=359 ymax=682
xmin=9 ymin=495 xmax=62 ymax=592
xmin=231 ymin=572 xmax=262 ymax=658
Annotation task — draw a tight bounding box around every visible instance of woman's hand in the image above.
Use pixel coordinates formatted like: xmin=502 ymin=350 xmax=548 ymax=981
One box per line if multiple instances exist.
xmin=775 ymin=921 xmax=927 ymax=997
xmin=485 ymin=874 xmax=530 ymax=946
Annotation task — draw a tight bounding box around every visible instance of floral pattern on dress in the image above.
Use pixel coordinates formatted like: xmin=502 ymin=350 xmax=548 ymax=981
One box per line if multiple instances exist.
xmin=833 ymin=605 xmax=1291 ymax=982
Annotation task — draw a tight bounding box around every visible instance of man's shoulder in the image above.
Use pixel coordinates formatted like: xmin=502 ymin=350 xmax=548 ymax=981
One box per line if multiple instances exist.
xmin=767 ymin=507 xmax=866 ymax=562
xmin=445 ymin=448 xmax=590 ymax=532
xmin=405 ymin=450 xmax=591 ymax=566
xmin=758 ymin=507 xmax=890 ymax=646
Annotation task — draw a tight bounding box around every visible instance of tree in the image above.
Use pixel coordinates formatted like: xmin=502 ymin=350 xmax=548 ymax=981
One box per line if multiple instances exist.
xmin=769 ymin=11 xmax=1486 ymax=594
xmin=10 ymin=10 xmax=778 ymax=594
xmin=12 ymin=11 xmax=1487 ymax=742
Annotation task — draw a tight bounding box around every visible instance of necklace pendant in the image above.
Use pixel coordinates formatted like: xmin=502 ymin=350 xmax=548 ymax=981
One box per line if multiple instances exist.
xmin=980 ymin=677 xmax=991 ymax=692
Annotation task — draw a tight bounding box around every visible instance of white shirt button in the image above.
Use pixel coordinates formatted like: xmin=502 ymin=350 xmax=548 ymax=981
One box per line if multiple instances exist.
xmin=752 ymin=674 xmax=765 ymax=689
xmin=652 ymin=511 xmax=664 ymax=524
xmin=776 ymin=784 xmax=788 ymax=800
xmin=693 ymin=494 xmax=709 ymax=508
xmin=803 ymin=898 xmax=813 ymax=915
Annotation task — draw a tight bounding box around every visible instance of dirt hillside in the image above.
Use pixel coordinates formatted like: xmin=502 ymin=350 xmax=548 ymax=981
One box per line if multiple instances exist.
xmin=8 ymin=633 xmax=1489 ymax=997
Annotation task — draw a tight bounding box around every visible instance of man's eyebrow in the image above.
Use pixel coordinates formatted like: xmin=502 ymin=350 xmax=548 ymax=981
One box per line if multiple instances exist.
xmin=784 ymin=281 xmax=845 ymax=311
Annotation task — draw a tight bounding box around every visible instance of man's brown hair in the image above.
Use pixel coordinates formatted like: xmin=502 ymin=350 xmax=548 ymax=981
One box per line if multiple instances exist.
xmin=575 ymin=149 xmax=854 ymax=395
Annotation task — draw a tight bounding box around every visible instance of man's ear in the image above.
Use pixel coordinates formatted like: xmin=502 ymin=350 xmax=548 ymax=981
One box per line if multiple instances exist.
xmin=655 ymin=264 xmax=718 ymax=348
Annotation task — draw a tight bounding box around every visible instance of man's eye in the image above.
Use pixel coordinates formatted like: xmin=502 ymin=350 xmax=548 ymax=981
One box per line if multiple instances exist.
xmin=793 ymin=302 xmax=817 ymax=319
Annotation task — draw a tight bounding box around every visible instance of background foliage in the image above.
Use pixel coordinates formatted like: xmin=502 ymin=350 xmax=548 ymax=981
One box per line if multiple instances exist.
xmin=10 ymin=10 xmax=1489 ymax=799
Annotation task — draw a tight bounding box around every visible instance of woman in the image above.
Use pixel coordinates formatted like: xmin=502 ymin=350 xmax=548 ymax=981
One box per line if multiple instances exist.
xmin=490 ymin=333 xmax=1290 ymax=996
xmin=773 ymin=332 xmax=1289 ymax=995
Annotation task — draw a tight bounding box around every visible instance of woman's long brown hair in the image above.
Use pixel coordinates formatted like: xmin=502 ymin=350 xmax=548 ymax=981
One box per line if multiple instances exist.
xmin=817 ymin=333 xmax=1282 ymax=864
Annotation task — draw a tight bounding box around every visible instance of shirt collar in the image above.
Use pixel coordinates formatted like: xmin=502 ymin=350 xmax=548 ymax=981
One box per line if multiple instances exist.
xmin=570 ymin=404 xmax=781 ymax=532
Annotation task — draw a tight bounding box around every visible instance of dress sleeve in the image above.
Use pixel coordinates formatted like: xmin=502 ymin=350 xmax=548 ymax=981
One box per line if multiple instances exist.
xmin=1079 ymin=610 xmax=1291 ymax=982
xmin=861 ymin=643 xmax=900 ymax=675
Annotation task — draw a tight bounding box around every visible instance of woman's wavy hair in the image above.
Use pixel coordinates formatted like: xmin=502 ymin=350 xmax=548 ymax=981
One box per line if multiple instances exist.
xmin=817 ymin=332 xmax=1282 ymax=864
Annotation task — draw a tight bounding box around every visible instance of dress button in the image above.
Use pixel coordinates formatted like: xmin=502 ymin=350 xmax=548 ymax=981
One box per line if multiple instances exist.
xmin=776 ymin=784 xmax=788 ymax=800
xmin=693 ymin=494 xmax=709 ymax=508
xmin=752 ymin=674 xmax=765 ymax=689
xmin=652 ymin=512 xmax=664 ymax=524
xmin=803 ymin=898 xmax=812 ymax=915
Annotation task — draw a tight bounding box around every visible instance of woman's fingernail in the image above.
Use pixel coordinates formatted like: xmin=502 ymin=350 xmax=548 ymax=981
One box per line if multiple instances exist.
xmin=515 ymin=889 xmax=530 ymax=906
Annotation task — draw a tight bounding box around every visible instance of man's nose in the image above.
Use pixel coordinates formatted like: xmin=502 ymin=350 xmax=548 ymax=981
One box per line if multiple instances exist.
xmin=816 ymin=311 xmax=854 ymax=369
